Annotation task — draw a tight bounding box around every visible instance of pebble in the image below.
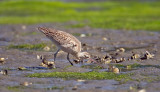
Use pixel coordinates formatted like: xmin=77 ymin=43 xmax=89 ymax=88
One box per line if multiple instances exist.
xmin=126 ymin=65 xmax=132 ymax=69
xmin=113 ymin=57 xmax=126 ymax=63
xmin=18 ymin=67 xmax=27 ymax=70
xmin=131 ymin=54 xmax=140 ymax=59
xmin=0 ymin=70 xmax=8 ymax=75
xmin=73 ymin=59 xmax=80 ymax=64
xmin=104 ymin=59 xmax=112 ymax=64
xmin=72 ymin=85 xmax=78 ymax=90
xmin=102 ymin=37 xmax=108 ymax=41
xmin=108 ymin=66 xmax=120 ymax=74
xmin=40 ymin=57 xmax=56 ymax=69
xmin=37 ymin=55 xmax=41 ymax=59
xmin=141 ymin=51 xmax=154 ymax=60
xmin=0 ymin=58 xmax=6 ymax=64
xmin=144 ymin=51 xmax=154 ymax=59
xmin=80 ymin=34 xmax=86 ymax=37
xmin=21 ymin=25 xmax=26 ymax=30
xmin=43 ymin=46 xmax=50 ymax=51
xmin=77 ymin=79 xmax=86 ymax=82
xmin=20 ymin=81 xmax=32 ymax=86
xmin=112 ymin=67 xmax=120 ymax=74
xmin=138 ymin=89 xmax=146 ymax=92
xmin=116 ymin=48 xmax=125 ymax=52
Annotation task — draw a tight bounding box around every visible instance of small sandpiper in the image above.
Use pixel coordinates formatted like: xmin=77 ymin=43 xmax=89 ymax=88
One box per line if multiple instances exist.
xmin=38 ymin=27 xmax=91 ymax=66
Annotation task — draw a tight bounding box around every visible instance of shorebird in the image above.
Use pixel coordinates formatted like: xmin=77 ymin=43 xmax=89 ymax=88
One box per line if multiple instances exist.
xmin=38 ymin=27 xmax=90 ymax=66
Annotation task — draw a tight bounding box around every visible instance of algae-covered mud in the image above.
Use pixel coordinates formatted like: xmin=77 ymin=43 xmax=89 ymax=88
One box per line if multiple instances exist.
xmin=0 ymin=24 xmax=160 ymax=92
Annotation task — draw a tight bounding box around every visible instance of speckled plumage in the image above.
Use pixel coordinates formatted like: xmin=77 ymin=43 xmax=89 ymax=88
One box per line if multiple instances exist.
xmin=38 ymin=27 xmax=90 ymax=66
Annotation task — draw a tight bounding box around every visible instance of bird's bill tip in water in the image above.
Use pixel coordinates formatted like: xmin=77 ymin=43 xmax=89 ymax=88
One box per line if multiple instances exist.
xmin=88 ymin=58 xmax=97 ymax=63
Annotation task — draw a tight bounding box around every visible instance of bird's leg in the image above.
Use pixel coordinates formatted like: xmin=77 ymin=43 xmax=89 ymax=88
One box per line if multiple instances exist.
xmin=54 ymin=49 xmax=60 ymax=61
xmin=67 ymin=53 xmax=73 ymax=66
xmin=79 ymin=59 xmax=83 ymax=65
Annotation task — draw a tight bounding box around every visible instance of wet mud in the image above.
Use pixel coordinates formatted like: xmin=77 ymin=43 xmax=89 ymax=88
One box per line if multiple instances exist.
xmin=0 ymin=24 xmax=160 ymax=92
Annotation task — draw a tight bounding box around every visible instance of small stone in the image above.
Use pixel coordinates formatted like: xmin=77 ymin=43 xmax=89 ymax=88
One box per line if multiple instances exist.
xmin=0 ymin=58 xmax=5 ymax=61
xmin=114 ymin=58 xmax=125 ymax=63
xmin=115 ymin=59 xmax=120 ymax=63
xmin=102 ymin=37 xmax=108 ymax=41
xmin=72 ymin=85 xmax=78 ymax=90
xmin=141 ymin=51 xmax=154 ymax=60
xmin=126 ymin=65 xmax=132 ymax=69
xmin=0 ymin=58 xmax=6 ymax=64
xmin=21 ymin=25 xmax=26 ymax=30
xmin=73 ymin=59 xmax=80 ymax=64
xmin=120 ymin=57 xmax=126 ymax=61
xmin=80 ymin=34 xmax=86 ymax=37
xmin=39 ymin=63 xmax=48 ymax=67
xmin=139 ymin=89 xmax=146 ymax=92
xmin=129 ymin=86 xmax=134 ymax=90
xmin=43 ymin=46 xmax=50 ymax=51
xmin=37 ymin=55 xmax=41 ymax=59
xmin=104 ymin=54 xmax=112 ymax=59
xmin=112 ymin=67 xmax=120 ymax=74
xmin=131 ymin=54 xmax=140 ymax=59
xmin=104 ymin=59 xmax=112 ymax=64
xmin=108 ymin=66 xmax=120 ymax=74
xmin=102 ymin=54 xmax=112 ymax=64
xmin=145 ymin=51 xmax=154 ymax=59
xmin=77 ymin=79 xmax=86 ymax=82
xmin=116 ymin=48 xmax=125 ymax=52
xmin=18 ymin=67 xmax=27 ymax=70
xmin=47 ymin=61 xmax=56 ymax=69
xmin=128 ymin=58 xmax=131 ymax=61
xmin=20 ymin=81 xmax=32 ymax=86
xmin=0 ymin=70 xmax=8 ymax=75
xmin=41 ymin=58 xmax=56 ymax=69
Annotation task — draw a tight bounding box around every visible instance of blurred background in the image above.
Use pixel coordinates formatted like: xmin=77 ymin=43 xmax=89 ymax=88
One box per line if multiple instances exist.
xmin=0 ymin=0 xmax=160 ymax=31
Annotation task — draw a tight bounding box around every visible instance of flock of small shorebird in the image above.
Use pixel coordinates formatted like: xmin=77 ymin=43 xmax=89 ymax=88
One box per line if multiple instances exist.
xmin=38 ymin=27 xmax=93 ymax=67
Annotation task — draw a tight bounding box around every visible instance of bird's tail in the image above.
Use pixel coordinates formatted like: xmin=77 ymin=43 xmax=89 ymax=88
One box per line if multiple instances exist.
xmin=37 ymin=27 xmax=49 ymax=34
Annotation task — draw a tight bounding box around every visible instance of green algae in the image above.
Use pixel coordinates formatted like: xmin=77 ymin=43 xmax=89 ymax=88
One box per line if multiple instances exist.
xmin=27 ymin=71 xmax=131 ymax=80
xmin=8 ymin=43 xmax=47 ymax=50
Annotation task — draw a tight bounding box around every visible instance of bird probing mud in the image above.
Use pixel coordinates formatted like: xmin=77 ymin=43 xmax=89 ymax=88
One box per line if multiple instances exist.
xmin=38 ymin=27 xmax=93 ymax=66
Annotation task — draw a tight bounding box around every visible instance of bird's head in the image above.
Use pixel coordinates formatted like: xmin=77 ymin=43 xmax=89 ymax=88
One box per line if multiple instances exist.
xmin=76 ymin=52 xmax=98 ymax=64
xmin=77 ymin=52 xmax=90 ymax=60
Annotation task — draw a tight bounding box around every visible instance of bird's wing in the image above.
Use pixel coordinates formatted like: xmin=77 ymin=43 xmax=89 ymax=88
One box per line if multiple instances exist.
xmin=61 ymin=40 xmax=80 ymax=52
xmin=38 ymin=27 xmax=81 ymax=53
xmin=58 ymin=31 xmax=81 ymax=53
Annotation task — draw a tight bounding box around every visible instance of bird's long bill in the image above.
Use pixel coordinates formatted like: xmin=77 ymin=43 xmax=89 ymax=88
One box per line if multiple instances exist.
xmin=88 ymin=58 xmax=97 ymax=64
xmin=88 ymin=58 xmax=104 ymax=68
